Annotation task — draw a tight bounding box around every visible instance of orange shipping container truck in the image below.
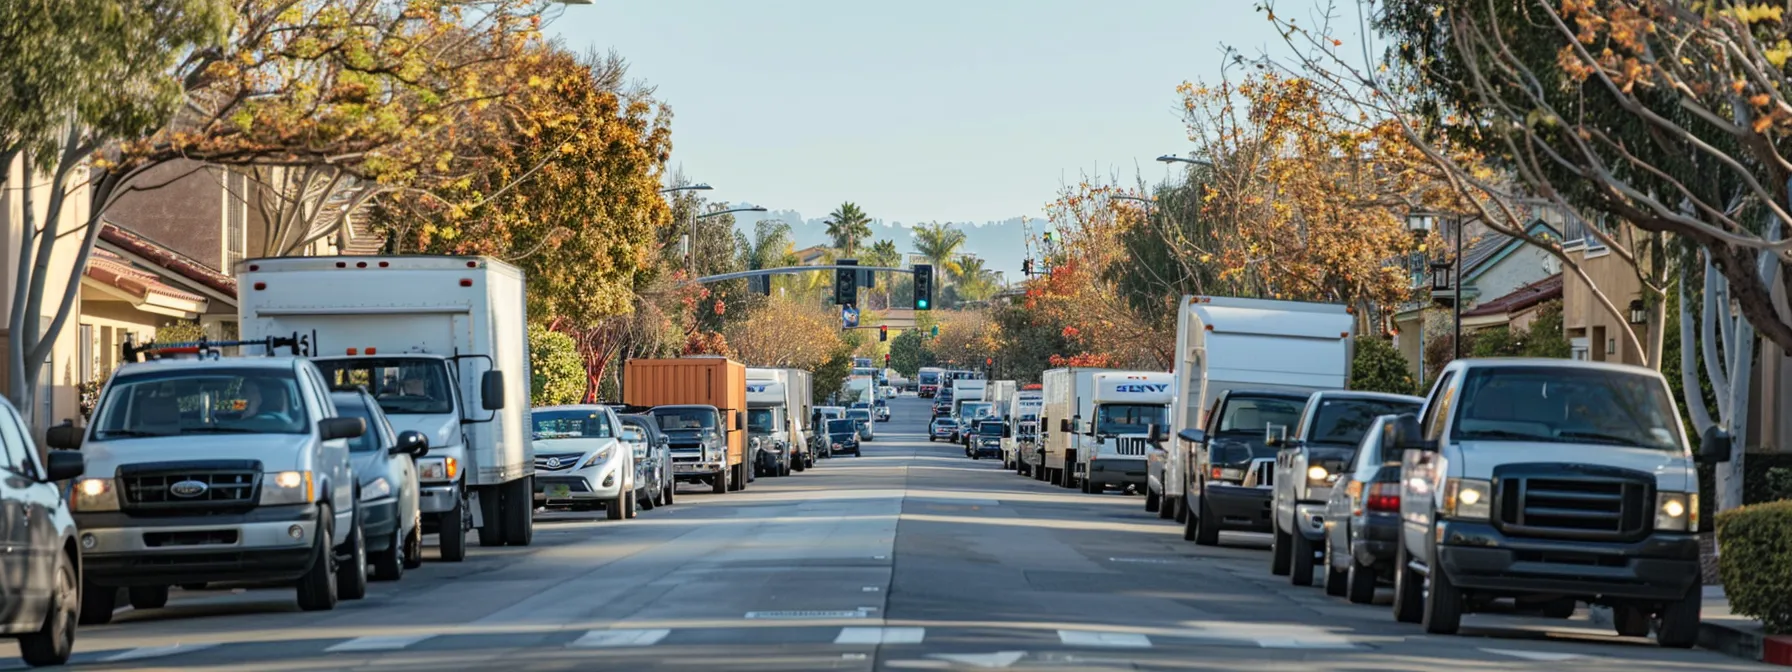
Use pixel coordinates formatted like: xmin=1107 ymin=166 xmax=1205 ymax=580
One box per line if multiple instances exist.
xmin=622 ymin=356 xmax=751 ymax=493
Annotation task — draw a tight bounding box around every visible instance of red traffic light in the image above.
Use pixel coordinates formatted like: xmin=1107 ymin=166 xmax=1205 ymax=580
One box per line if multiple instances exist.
xmin=985 ymin=357 xmax=993 ymax=366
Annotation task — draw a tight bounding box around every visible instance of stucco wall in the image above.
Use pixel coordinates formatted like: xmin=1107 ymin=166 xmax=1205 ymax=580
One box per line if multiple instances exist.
xmin=1562 ymin=244 xmax=1645 ymax=365
xmin=0 ymin=154 xmax=87 ymax=435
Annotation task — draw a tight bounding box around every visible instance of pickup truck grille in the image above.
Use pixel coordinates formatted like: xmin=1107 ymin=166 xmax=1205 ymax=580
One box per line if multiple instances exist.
xmin=118 ymin=462 xmax=261 ymax=514
xmin=534 ymin=453 xmax=584 ymax=472
xmin=1496 ymin=471 xmax=1651 ymax=541
xmin=1242 ymin=458 xmax=1275 ymax=488
xmin=1111 ymin=437 xmax=1149 ymax=457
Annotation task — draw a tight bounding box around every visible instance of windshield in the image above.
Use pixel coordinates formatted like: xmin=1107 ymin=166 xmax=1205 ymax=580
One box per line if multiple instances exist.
xmin=532 ymin=409 xmax=613 ymax=439
xmin=1451 ymin=367 xmax=1683 ymax=450
xmin=826 ymin=419 xmax=857 ymax=435
xmin=1307 ymin=398 xmax=1421 ymax=446
xmin=851 ymin=402 xmax=870 ymax=409
xmin=1096 ymin=403 xmax=1166 ymax=435
xmin=959 ymin=402 xmax=992 ymax=419
xmin=1217 ymin=397 xmax=1305 ymax=434
xmin=332 ymin=396 xmax=390 ymax=452
xmin=919 ymin=372 xmax=940 ymax=385
xmin=316 ymin=357 xmax=454 ymax=415
xmin=652 ymin=407 xmax=718 ymax=431
xmin=93 ymin=369 xmax=310 ymax=439
xmin=979 ymin=422 xmax=1003 ymax=436
xmin=847 ymin=409 xmax=871 ymax=421
xmin=747 ymin=408 xmax=775 ymax=433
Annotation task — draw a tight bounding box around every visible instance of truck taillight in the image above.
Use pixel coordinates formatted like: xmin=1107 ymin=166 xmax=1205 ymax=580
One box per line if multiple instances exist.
xmin=347 ymin=348 xmax=357 ymax=355
xmin=459 ymin=279 xmax=473 ymax=287
xmin=1210 ymin=467 xmax=1223 ymax=480
xmin=253 ymin=282 xmax=266 ymax=291
xmin=1366 ymin=482 xmax=1400 ymax=512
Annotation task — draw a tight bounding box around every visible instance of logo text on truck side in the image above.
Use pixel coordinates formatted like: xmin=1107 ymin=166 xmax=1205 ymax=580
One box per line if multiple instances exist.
xmin=1114 ymin=384 xmax=1169 ymax=393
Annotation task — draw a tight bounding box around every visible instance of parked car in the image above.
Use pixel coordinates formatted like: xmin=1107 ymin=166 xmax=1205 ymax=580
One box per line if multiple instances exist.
xmin=619 ymin=414 xmax=675 ymax=508
xmin=873 ymin=398 xmax=891 ymax=422
xmin=60 ymin=351 xmax=369 ymax=622
xmin=750 ymin=434 xmax=790 ymax=478
xmin=969 ymin=419 xmax=1006 ymax=460
xmin=812 ymin=406 xmax=847 ymax=459
xmin=929 ymin=417 xmax=956 ymax=442
xmin=823 ymin=418 xmax=862 ymax=456
xmin=1181 ymin=390 xmax=1308 ymax=545
xmin=617 ymin=425 xmax=662 ymax=511
xmin=1270 ymin=391 xmax=1423 ymax=586
xmin=332 ymin=388 xmax=428 ymax=581
xmin=1320 ymin=414 xmax=1405 ymax=604
xmin=847 ymin=408 xmax=875 ymax=441
xmin=2 ymin=404 xmax=86 ymax=667
xmin=531 ymin=405 xmax=636 ymax=520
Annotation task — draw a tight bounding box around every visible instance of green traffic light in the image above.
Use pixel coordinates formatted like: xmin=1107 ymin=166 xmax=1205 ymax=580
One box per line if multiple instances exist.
xmin=917 ymin=299 xmax=928 ymax=309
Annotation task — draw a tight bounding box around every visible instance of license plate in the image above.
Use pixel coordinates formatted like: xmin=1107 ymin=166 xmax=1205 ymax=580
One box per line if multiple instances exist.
xmin=674 ymin=464 xmax=698 ymax=472
xmin=545 ymin=484 xmax=571 ymax=498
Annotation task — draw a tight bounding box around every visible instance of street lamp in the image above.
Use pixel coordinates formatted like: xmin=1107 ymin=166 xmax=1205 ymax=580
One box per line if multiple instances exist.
xmin=697 ymin=206 xmax=767 ymax=220
xmin=659 ymin=183 xmax=712 ymax=194
xmin=1157 ymin=155 xmax=1213 ymax=167
xmin=1411 ymin=212 xmax=1464 ymax=359
xmin=689 ymin=206 xmax=768 ymax=272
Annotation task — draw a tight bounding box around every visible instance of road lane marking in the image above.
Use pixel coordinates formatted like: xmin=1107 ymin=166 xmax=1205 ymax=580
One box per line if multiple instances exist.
xmin=100 ymin=643 xmax=219 ymax=662
xmin=1480 ymin=648 xmax=1591 ymax=661
xmin=1056 ymin=630 xmax=1151 ymax=648
xmin=568 ymin=629 xmax=671 ymax=648
xmin=923 ymin=651 xmax=1027 ymax=668
xmin=326 ymin=635 xmax=436 ymax=652
xmin=835 ymin=627 xmax=926 ymax=644
xmin=745 ymin=610 xmax=869 ymax=619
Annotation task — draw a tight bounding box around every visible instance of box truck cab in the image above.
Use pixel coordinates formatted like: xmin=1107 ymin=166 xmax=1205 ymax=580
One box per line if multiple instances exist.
xmin=1383 ymin=359 xmax=1723 ymax=647
xmin=238 ymin=256 xmax=535 ymax=561
xmin=745 ymin=378 xmax=796 ymax=477
xmin=1076 ymin=371 xmax=1174 ymax=494
xmin=1004 ymin=391 xmax=1043 ymax=470
xmin=749 ymin=367 xmax=813 ymax=470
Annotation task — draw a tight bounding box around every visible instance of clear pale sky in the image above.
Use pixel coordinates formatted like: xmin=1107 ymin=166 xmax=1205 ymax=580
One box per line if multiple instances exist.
xmin=547 ymin=1 xmax=1291 ymax=228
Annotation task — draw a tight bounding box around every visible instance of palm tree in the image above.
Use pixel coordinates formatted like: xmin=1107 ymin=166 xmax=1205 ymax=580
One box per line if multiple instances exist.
xmin=952 ymin=255 xmax=1001 ymax=302
xmin=912 ymin=221 xmax=966 ymax=280
xmin=861 ymin=239 xmax=902 ymax=309
xmin=825 ymin=202 xmax=874 ymax=256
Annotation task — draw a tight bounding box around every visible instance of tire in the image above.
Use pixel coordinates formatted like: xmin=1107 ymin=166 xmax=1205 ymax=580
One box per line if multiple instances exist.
xmin=1655 ymin=584 xmax=1702 ymax=648
xmin=441 ymin=497 xmax=468 ymax=562
xmin=928 ymin=437 xmax=934 ymax=442
xmin=1323 ymin=536 xmax=1348 ymax=597
xmin=1540 ymin=598 xmax=1575 ymax=619
xmin=296 ymin=509 xmax=339 ymax=612
xmin=1290 ymin=530 xmax=1315 ymax=586
xmin=640 ymin=488 xmax=656 ymax=511
xmin=1194 ymin=494 xmax=1220 ymax=546
xmin=1391 ymin=543 xmax=1423 ymax=623
xmin=128 ymin=585 xmax=168 ymax=610
xmin=971 ymin=453 xmax=979 ymax=460
xmin=1614 ymin=606 xmax=1650 ymax=637
xmin=1270 ymin=526 xmax=1293 ymax=576
xmin=712 ymin=470 xmax=728 ymax=494
xmin=1421 ymin=559 xmax=1463 ymax=634
xmin=477 ymin=487 xmax=505 ymax=547
xmin=1346 ymin=556 xmax=1377 ymax=605
xmin=77 ymin=583 xmax=114 ymax=626
xmin=608 ymin=491 xmax=627 ymax=521
xmin=372 ymin=522 xmax=405 ymax=581
xmin=663 ymin=480 xmax=676 ymax=506
xmin=503 ymin=478 xmax=533 ymax=546
xmin=403 ymin=517 xmax=425 ymax=569
xmin=1157 ymin=495 xmax=1175 ymax=520
xmin=18 ymin=553 xmax=77 ymax=667
xmin=1175 ymin=497 xmax=1189 ymax=524
xmin=337 ymin=516 xmax=368 ymax=601
xmin=1145 ymin=489 xmax=1160 ymax=512
xmin=729 ymin=464 xmax=746 ymax=492
xmin=626 ymin=492 xmax=639 ymax=519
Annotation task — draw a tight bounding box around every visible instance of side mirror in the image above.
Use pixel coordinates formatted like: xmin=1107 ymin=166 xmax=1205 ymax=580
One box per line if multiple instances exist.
xmin=1177 ymin=428 xmax=1208 ymax=445
xmin=735 ymin=412 xmax=745 ymax=431
xmin=320 ymin=417 xmax=367 ymax=441
xmin=1147 ymin=424 xmax=1164 ymax=444
xmin=1697 ymin=426 xmax=1733 ymax=465
xmin=45 ymin=421 xmax=82 ymax=450
xmin=393 ymin=430 xmax=429 ymax=457
xmin=481 ymin=370 xmax=505 ymax=411
xmin=43 ymin=450 xmax=83 ymax=482
xmin=1059 ymin=418 xmax=1071 ymax=433
xmin=1265 ymin=425 xmax=1288 ymax=448
xmin=1382 ymin=413 xmax=1432 ymax=454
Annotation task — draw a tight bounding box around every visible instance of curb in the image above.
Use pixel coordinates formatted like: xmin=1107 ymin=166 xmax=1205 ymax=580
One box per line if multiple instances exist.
xmin=1593 ymin=604 xmax=1788 ymax=665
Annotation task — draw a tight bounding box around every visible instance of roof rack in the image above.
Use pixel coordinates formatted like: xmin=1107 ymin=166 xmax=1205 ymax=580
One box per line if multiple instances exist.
xmin=121 ymin=331 xmax=315 ymax=363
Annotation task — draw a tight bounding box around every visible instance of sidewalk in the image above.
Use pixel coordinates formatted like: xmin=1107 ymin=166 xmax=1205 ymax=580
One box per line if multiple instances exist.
xmin=1697 ymin=586 xmax=1792 ymax=665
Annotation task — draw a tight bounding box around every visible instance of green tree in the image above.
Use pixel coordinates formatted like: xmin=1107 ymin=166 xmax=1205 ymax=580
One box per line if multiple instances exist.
xmin=1350 ymin=337 xmax=1416 ymax=395
xmin=825 ymin=202 xmax=873 ymax=255
xmin=529 ymin=325 xmax=585 ymax=406
xmin=952 ymin=256 xmax=1002 ymax=303
xmin=912 ymin=222 xmax=966 ymax=280
xmin=860 ymin=239 xmax=902 ymax=309
xmin=887 ymin=327 xmax=935 ymax=378
xmin=1521 ymin=301 xmax=1572 ymax=359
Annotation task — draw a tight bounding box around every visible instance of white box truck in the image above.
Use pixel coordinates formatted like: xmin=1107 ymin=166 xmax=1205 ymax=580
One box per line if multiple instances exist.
xmin=1157 ymin=295 xmax=1353 ymax=544
xmin=237 ymin=256 xmax=536 ymax=561
xmin=1075 ymin=371 xmax=1175 ymax=494
xmin=1039 ymin=367 xmax=1114 ymax=487
xmin=1006 ymin=389 xmax=1044 ymax=473
xmin=747 ymin=367 xmax=814 ymax=473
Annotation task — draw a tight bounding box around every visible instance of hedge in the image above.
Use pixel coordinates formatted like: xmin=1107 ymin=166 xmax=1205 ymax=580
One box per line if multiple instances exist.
xmin=1716 ymin=499 xmax=1792 ymax=634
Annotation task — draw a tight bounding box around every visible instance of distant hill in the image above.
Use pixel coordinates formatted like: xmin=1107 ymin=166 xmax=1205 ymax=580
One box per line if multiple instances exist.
xmin=734 ymin=205 xmax=1039 ymax=283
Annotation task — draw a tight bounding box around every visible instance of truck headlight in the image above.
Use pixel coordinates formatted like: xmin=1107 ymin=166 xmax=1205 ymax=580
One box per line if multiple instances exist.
xmin=579 ymin=447 xmax=615 ymax=470
xmin=261 ymin=471 xmax=315 ymax=506
xmin=1442 ymin=478 xmax=1492 ymax=520
xmin=1306 ymin=465 xmax=1330 ymax=485
xmin=419 ymin=457 xmax=458 ymax=482
xmin=71 ymin=477 xmax=120 ymax=512
xmin=360 ymin=477 xmax=392 ymax=500
xmin=1656 ymin=492 xmax=1695 ymax=532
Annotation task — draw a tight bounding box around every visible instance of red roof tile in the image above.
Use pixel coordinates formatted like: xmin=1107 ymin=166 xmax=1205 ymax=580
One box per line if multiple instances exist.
xmin=86 ymin=250 xmax=210 ymax=305
xmin=97 ymin=223 xmax=237 ymax=298
xmin=1461 ymin=273 xmax=1562 ymax=318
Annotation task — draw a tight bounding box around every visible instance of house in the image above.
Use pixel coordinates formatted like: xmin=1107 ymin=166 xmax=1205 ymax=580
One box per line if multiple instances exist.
xmin=1392 ymin=217 xmax=1562 ymax=384
xmin=794 ymin=245 xmax=832 ymax=266
xmin=1459 ymin=274 xmax=1563 ymax=334
xmin=80 ymin=222 xmax=242 ymax=383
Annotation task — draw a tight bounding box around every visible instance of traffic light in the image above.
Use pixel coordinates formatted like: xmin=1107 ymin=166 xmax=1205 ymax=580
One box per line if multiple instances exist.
xmin=834 ymin=261 xmax=858 ymax=306
xmin=913 ymin=264 xmax=933 ymax=310
xmin=757 ymin=274 xmax=772 ymax=296
xmin=879 ymin=325 xmax=888 ymax=342
xmin=884 ymin=353 xmax=890 ymax=367
xmin=1022 ymin=259 xmax=1033 ymax=276
xmin=1043 ymin=232 xmax=1054 ymax=244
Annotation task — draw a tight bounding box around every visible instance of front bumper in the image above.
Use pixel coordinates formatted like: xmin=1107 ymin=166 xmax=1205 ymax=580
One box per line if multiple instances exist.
xmin=1200 ymin=484 xmax=1272 ymax=533
xmin=76 ymin=505 xmax=320 ymax=586
xmin=1294 ymin=501 xmax=1328 ymax=541
xmin=973 ymin=442 xmax=1002 ymax=458
xmin=417 ymin=481 xmax=461 ymax=515
xmin=1088 ymin=458 xmax=1147 ymax=487
xmin=671 ymin=458 xmax=726 ymax=480
xmin=536 ymin=462 xmax=626 ymax=501
xmin=1435 ymin=520 xmax=1700 ymax=602
xmin=360 ymin=498 xmax=399 ymax=551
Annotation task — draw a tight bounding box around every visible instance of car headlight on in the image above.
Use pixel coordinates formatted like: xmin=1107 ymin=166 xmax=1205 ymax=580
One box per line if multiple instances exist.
xmin=579 ymin=446 xmax=615 ymax=470
xmin=361 ymin=476 xmax=392 ymax=500
xmin=71 ymin=477 xmax=120 ymax=512
xmin=1442 ymin=478 xmax=1493 ymax=520
xmin=418 ymin=457 xmax=458 ymax=482
xmin=261 ymin=470 xmax=315 ymax=506
xmin=1656 ymin=492 xmax=1695 ymax=532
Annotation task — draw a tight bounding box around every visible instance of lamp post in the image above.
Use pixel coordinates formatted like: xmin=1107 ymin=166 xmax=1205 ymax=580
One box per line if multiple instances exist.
xmin=658 ymin=184 xmax=715 ymax=272
xmin=1409 ymin=213 xmax=1463 ymax=359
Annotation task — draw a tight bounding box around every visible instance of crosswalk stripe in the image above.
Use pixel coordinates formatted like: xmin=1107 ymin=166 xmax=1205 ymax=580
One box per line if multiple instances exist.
xmin=326 ymin=635 xmax=436 ymax=652
xmin=1056 ymin=630 xmax=1152 ymax=648
xmin=568 ymin=629 xmax=672 ymax=648
xmin=835 ymin=627 xmax=926 ymax=644
xmin=100 ymin=643 xmax=219 ymax=662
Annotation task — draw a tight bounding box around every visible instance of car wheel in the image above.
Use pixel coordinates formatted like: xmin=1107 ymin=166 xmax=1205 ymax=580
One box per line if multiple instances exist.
xmin=503 ymin=478 xmax=534 ymax=546
xmin=1421 ymin=558 xmax=1463 ymax=634
xmin=711 ymin=470 xmax=728 ymax=494
xmin=1346 ymin=556 xmax=1376 ymax=604
xmin=440 ymin=498 xmax=468 ymax=562
xmin=1654 ymin=584 xmax=1702 ymax=648
xmin=128 ymin=585 xmax=169 ymax=610
xmin=77 ymin=582 xmax=115 ymax=626
xmin=663 ymin=479 xmax=676 ymax=506
xmin=373 ymin=522 xmax=405 ymax=581
xmin=1157 ymin=495 xmax=1176 ymax=520
xmin=296 ymin=507 xmax=339 ymax=611
xmin=337 ymin=516 xmax=368 ymax=601
xmin=1145 ymin=489 xmax=1160 ymax=512
xmin=608 ymin=491 xmax=628 ymax=520
xmin=1614 ymin=606 xmax=1650 ymax=637
xmin=625 ymin=491 xmax=639 ymax=519
xmin=1391 ymin=542 xmax=1423 ymax=623
xmin=18 ymin=552 xmax=77 ymax=667
xmin=1323 ymin=535 xmax=1348 ymax=597
xmin=403 ymin=516 xmax=425 ymax=569
xmin=1270 ymin=526 xmax=1293 ymax=576
xmin=1290 ymin=529 xmax=1316 ymax=586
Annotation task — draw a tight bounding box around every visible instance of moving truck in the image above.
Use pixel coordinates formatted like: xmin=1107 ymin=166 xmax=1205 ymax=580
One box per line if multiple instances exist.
xmin=1004 ymin=389 xmax=1043 ymax=471
xmin=1074 ymin=371 xmax=1174 ymax=494
xmin=917 ymin=367 xmax=945 ymax=397
xmin=625 ymin=357 xmax=749 ymax=494
xmin=238 ymin=255 xmax=535 ymax=560
xmin=747 ymin=367 xmax=814 ymax=472
xmin=1039 ymin=367 xmax=1115 ymax=487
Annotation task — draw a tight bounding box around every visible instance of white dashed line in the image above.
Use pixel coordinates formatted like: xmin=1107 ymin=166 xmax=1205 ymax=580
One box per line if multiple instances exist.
xmin=326 ymin=635 xmax=436 ymax=652
xmin=835 ymin=627 xmax=926 ymax=644
xmin=1056 ymin=630 xmax=1152 ymax=648
xmin=568 ymin=629 xmax=671 ymax=648
xmin=101 ymin=643 xmax=220 ymax=662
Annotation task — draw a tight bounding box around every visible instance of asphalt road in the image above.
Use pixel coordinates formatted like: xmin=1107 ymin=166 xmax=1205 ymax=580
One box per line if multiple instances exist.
xmin=8 ymin=395 xmax=1770 ymax=671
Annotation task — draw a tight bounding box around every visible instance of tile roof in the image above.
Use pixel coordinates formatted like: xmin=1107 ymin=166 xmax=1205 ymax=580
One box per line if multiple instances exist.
xmin=97 ymin=223 xmax=237 ymax=298
xmin=1461 ymin=273 xmax=1563 ymax=318
xmin=85 ymin=249 xmax=209 ymax=305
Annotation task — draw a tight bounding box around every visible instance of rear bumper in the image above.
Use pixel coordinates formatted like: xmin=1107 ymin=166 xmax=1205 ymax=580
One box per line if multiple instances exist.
xmin=1350 ymin=513 xmax=1399 ymax=566
xmin=1435 ymin=520 xmax=1700 ymax=602
xmin=77 ymin=505 xmax=320 ymax=586
xmin=1200 ymin=484 xmax=1272 ymax=533
xmin=973 ymin=443 xmax=1002 ymax=458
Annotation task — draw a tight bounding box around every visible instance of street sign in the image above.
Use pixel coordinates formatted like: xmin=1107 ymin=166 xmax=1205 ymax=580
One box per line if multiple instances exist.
xmin=842 ymin=305 xmax=859 ymax=329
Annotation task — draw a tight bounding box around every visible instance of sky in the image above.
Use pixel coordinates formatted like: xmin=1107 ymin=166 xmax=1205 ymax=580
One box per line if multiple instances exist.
xmin=546 ymin=1 xmax=1294 ymax=268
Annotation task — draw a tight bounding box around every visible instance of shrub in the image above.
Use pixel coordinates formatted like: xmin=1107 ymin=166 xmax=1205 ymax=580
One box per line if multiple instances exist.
xmin=528 ymin=325 xmax=585 ymax=406
xmin=1351 ymin=337 xmax=1416 ymax=395
xmin=1716 ymin=500 xmax=1792 ymax=634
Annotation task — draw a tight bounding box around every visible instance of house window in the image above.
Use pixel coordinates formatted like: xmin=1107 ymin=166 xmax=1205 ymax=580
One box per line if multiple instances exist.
xmin=226 ymin=171 xmax=247 ymax=266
